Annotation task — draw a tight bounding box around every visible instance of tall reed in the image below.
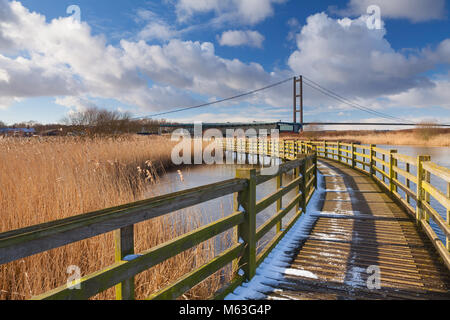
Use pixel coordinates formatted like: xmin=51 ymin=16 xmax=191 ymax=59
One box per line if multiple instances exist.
xmin=0 ymin=136 xmax=231 ymax=300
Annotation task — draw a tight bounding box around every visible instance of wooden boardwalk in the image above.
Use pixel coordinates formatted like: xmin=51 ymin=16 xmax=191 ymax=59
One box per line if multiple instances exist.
xmin=266 ymin=158 xmax=450 ymax=300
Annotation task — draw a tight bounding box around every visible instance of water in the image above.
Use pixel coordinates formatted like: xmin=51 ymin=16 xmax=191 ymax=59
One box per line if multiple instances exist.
xmin=359 ymin=145 xmax=449 ymax=244
xmin=379 ymin=145 xmax=450 ymax=244
xmin=153 ymin=146 xmax=450 ymax=250
xmin=151 ymin=153 xmax=298 ymax=253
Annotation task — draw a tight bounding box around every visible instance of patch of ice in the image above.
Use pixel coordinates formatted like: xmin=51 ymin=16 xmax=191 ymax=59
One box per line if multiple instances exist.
xmin=284 ymin=268 xmax=319 ymax=279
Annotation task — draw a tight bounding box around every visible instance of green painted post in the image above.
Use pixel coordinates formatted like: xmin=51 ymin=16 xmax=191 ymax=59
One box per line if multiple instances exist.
xmin=301 ymin=156 xmax=307 ymax=214
xmin=389 ymin=150 xmax=398 ymax=194
xmin=370 ymin=145 xmax=376 ymax=178
xmin=235 ymin=168 xmax=257 ymax=281
xmin=425 ymin=163 xmax=431 ymax=223
xmin=323 ymin=141 xmax=327 ymax=158
xmin=351 ymin=143 xmax=355 ymax=168
xmin=115 ymin=225 xmax=135 ymax=300
xmin=276 ymin=173 xmax=283 ymax=233
xmin=406 ymin=163 xmax=411 ymax=204
xmin=312 ymin=151 xmax=318 ymax=190
xmin=416 ymin=155 xmax=430 ymax=222
xmin=447 ymin=182 xmax=450 ymax=251
xmin=337 ymin=141 xmax=341 ymax=162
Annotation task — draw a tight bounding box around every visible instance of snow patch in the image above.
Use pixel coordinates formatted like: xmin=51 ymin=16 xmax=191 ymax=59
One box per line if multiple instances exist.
xmin=284 ymin=268 xmax=318 ymax=279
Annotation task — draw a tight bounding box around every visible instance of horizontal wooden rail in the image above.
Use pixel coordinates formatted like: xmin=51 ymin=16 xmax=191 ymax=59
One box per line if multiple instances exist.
xmin=33 ymin=210 xmax=245 ymax=300
xmin=1 ymin=139 xmax=318 ymax=300
xmin=0 ymin=178 xmax=247 ymax=265
xmin=301 ymin=140 xmax=450 ymax=271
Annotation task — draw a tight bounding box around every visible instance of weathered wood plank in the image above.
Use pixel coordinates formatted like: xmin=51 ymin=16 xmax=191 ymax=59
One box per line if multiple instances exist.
xmin=256 ymin=192 xmax=303 ymax=241
xmin=423 ymin=180 xmax=450 ymax=209
xmin=255 ymin=175 xmax=303 ymax=214
xmin=0 ymin=178 xmax=247 ymax=265
xmin=148 ymin=243 xmax=244 ymax=300
xmin=32 ymin=210 xmax=244 ymax=300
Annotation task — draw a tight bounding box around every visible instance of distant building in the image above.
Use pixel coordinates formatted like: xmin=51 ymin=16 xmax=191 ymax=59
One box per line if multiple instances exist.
xmin=0 ymin=128 xmax=36 ymax=137
xmin=40 ymin=128 xmax=63 ymax=136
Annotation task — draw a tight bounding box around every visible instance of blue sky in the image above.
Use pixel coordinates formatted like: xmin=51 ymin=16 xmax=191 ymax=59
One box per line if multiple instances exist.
xmin=0 ymin=0 xmax=449 ymax=127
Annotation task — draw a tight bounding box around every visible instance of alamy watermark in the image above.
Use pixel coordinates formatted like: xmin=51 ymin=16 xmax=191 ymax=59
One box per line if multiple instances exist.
xmin=170 ymin=122 xmax=280 ymax=175
xmin=66 ymin=5 xmax=81 ymax=28
xmin=67 ymin=265 xmax=81 ymax=290
xmin=366 ymin=5 xmax=382 ymax=30
xmin=366 ymin=265 xmax=381 ymax=290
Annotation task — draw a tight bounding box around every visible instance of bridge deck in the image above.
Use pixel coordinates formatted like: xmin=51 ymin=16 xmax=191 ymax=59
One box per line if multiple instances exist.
xmin=266 ymin=159 xmax=450 ymax=300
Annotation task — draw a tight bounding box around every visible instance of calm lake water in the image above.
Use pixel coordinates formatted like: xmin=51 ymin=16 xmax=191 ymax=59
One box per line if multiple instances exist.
xmin=377 ymin=145 xmax=450 ymax=243
xmin=152 ymin=146 xmax=450 ymax=249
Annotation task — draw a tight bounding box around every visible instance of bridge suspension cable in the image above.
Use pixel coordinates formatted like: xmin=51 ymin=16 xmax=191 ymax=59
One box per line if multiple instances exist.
xmin=132 ymin=77 xmax=293 ymax=120
xmin=302 ymin=75 xmax=416 ymax=124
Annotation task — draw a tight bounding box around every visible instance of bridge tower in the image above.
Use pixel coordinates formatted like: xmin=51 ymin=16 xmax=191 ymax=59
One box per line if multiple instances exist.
xmin=293 ymin=76 xmax=304 ymax=133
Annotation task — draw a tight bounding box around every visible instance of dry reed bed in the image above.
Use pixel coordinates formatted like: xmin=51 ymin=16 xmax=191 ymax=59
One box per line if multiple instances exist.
xmin=0 ymin=136 xmax=231 ymax=300
xmin=286 ymin=131 xmax=450 ymax=147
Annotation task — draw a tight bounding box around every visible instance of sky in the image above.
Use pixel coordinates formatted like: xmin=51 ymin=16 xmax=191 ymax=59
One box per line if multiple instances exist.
xmin=0 ymin=0 xmax=449 ymax=128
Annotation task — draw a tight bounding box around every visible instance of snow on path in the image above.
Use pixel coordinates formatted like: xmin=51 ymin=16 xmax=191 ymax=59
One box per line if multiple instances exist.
xmin=225 ymin=160 xmax=365 ymax=300
xmin=225 ymin=163 xmax=328 ymax=300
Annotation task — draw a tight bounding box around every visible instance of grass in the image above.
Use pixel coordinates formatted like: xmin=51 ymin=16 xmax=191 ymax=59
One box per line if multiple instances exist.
xmin=284 ymin=128 xmax=450 ymax=147
xmin=0 ymin=136 xmax=232 ymax=300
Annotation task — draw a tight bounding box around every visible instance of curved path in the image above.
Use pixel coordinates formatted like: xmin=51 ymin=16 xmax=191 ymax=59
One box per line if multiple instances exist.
xmin=228 ymin=158 xmax=450 ymax=300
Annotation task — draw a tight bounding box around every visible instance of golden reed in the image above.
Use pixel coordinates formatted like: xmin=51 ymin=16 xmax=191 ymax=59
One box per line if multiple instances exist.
xmin=0 ymin=136 xmax=232 ymax=300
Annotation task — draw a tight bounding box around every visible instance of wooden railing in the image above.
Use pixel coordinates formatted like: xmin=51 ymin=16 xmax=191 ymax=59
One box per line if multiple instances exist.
xmin=0 ymin=144 xmax=317 ymax=300
xmin=303 ymin=140 xmax=450 ymax=270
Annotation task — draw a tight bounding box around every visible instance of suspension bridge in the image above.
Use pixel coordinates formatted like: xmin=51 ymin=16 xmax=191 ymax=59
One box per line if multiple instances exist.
xmin=0 ymin=76 xmax=449 ymax=300
xmin=151 ymin=75 xmax=450 ymax=134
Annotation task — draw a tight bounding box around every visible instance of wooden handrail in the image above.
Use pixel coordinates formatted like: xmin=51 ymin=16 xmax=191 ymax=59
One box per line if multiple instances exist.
xmin=1 ymin=139 xmax=318 ymax=300
xmin=300 ymin=140 xmax=450 ymax=270
xmin=10 ymin=137 xmax=449 ymax=299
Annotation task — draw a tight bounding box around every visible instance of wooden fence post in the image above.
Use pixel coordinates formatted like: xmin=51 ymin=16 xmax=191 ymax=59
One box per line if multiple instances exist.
xmin=337 ymin=141 xmax=341 ymax=162
xmin=416 ymin=155 xmax=430 ymax=222
xmin=406 ymin=163 xmax=411 ymax=205
xmin=301 ymin=156 xmax=307 ymax=214
xmin=425 ymin=163 xmax=431 ymax=223
xmin=389 ymin=150 xmax=398 ymax=194
xmin=351 ymin=143 xmax=355 ymax=168
xmin=447 ymin=182 xmax=450 ymax=251
xmin=313 ymin=152 xmax=318 ymax=189
xmin=370 ymin=144 xmax=376 ymax=178
xmin=235 ymin=168 xmax=257 ymax=280
xmin=323 ymin=141 xmax=327 ymax=158
xmin=276 ymin=170 xmax=283 ymax=233
xmin=115 ymin=225 xmax=135 ymax=300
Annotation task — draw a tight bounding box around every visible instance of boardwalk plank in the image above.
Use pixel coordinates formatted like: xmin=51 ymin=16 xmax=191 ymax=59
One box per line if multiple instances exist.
xmin=266 ymin=159 xmax=450 ymax=300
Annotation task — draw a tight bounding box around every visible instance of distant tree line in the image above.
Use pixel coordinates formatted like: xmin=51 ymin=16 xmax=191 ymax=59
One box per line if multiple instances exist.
xmin=1 ymin=107 xmax=173 ymax=136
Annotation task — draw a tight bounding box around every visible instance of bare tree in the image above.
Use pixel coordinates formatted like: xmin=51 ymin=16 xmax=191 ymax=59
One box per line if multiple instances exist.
xmin=415 ymin=121 xmax=441 ymax=141
xmin=62 ymin=107 xmax=133 ymax=136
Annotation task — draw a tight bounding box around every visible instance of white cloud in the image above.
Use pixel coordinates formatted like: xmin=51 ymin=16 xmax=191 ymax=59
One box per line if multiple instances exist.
xmin=136 ymin=9 xmax=179 ymax=42
xmin=288 ymin=13 xmax=440 ymax=101
xmin=385 ymin=78 xmax=450 ymax=109
xmin=218 ymin=30 xmax=264 ymax=48
xmin=0 ymin=1 xmax=290 ymax=115
xmin=54 ymin=96 xmax=98 ymax=112
xmin=139 ymin=23 xmax=178 ymax=42
xmin=2 ymin=0 xmax=450 ymax=124
xmin=175 ymin=0 xmax=286 ymax=25
xmin=336 ymin=0 xmax=446 ymax=22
